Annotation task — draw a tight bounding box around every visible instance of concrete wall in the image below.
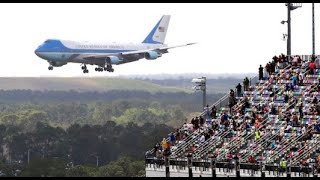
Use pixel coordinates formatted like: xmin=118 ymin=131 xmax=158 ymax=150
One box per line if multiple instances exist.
xmin=145 ymin=164 xmax=320 ymax=177
xmin=169 ymin=165 xmax=189 ymax=177
xmin=192 ymin=166 xmax=212 ymax=177
xmin=145 ymin=164 xmax=165 ymax=177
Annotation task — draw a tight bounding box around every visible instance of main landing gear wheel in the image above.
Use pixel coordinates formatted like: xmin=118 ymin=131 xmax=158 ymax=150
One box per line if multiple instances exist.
xmin=48 ymin=66 xmax=53 ymax=70
xmin=95 ymin=67 xmax=103 ymax=72
xmin=105 ymin=65 xmax=114 ymax=72
xmin=81 ymin=64 xmax=88 ymax=73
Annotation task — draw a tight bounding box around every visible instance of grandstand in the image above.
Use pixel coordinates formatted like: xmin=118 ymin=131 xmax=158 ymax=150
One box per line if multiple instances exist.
xmin=145 ymin=54 xmax=320 ymax=177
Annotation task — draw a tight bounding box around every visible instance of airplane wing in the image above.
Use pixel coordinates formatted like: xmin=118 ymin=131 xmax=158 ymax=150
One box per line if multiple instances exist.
xmin=82 ymin=43 xmax=196 ymax=64
xmin=121 ymin=42 xmax=196 ymax=55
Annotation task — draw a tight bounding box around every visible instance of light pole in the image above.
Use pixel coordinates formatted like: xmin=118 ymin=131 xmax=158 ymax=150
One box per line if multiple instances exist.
xmin=27 ymin=149 xmax=30 ymax=165
xmin=96 ymin=156 xmax=99 ymax=167
xmin=312 ymin=3 xmax=315 ymax=55
xmin=192 ymin=77 xmax=207 ymax=110
xmin=283 ymin=3 xmax=302 ymax=56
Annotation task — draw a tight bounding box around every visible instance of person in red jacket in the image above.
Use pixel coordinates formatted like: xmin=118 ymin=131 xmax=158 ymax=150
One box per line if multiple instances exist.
xmin=309 ymin=60 xmax=316 ymax=75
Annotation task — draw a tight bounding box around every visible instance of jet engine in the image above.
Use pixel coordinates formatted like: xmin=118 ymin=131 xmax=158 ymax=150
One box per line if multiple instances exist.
xmin=106 ymin=56 xmax=121 ymax=64
xmin=145 ymin=51 xmax=161 ymax=60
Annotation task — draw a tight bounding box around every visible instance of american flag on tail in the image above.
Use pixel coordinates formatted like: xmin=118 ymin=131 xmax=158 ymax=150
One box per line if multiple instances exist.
xmin=158 ymin=26 xmax=165 ymax=32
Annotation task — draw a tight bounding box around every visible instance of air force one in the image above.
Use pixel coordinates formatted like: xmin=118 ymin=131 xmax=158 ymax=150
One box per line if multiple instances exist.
xmin=34 ymin=15 xmax=195 ymax=73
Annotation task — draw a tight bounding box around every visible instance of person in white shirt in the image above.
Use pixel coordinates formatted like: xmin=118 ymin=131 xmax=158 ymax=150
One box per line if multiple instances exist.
xmin=199 ymin=134 xmax=205 ymax=145
xmin=301 ymin=126 xmax=306 ymax=134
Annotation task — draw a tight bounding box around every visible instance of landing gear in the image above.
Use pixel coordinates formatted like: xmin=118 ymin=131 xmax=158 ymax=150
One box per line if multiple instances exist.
xmin=48 ymin=66 xmax=53 ymax=70
xmin=104 ymin=59 xmax=114 ymax=72
xmin=105 ymin=64 xmax=114 ymax=72
xmin=83 ymin=69 xmax=89 ymax=73
xmin=81 ymin=64 xmax=89 ymax=73
xmin=95 ymin=67 xmax=103 ymax=72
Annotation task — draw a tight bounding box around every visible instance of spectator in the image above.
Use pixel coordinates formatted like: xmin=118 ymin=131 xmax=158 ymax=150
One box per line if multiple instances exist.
xmin=194 ymin=117 xmax=199 ymax=129
xmin=211 ymin=106 xmax=217 ymax=119
xmin=191 ymin=118 xmax=195 ymax=127
xmin=309 ymin=60 xmax=316 ymax=75
xmin=199 ymin=133 xmax=205 ymax=145
xmin=284 ymin=94 xmax=289 ymax=103
xmin=270 ymin=61 xmax=275 ymax=74
xmin=255 ymin=130 xmax=261 ymax=141
xmin=175 ymin=129 xmax=181 ymax=142
xmin=292 ymin=72 xmax=297 ymax=86
xmin=259 ymin=64 xmax=264 ymax=80
xmin=248 ymin=155 xmax=256 ymax=164
xmin=266 ymin=62 xmax=271 ymax=76
xmin=292 ymin=56 xmax=298 ymax=67
xmin=236 ymin=83 xmax=242 ymax=97
xmin=270 ymin=104 xmax=277 ymax=115
xmin=315 ymin=123 xmax=320 ymax=132
xmin=229 ymin=94 xmax=236 ymax=114
xmin=280 ymin=158 xmax=287 ymax=173
xmin=298 ymin=72 xmax=304 ymax=86
xmin=204 ymin=104 xmax=210 ymax=121
xmin=156 ymin=149 xmax=162 ymax=165
xmin=243 ymin=77 xmax=250 ymax=91
xmin=312 ymin=96 xmax=318 ymax=104
xmin=316 ymin=101 xmax=320 ymax=115
xmin=161 ymin=138 xmax=167 ymax=150
xmin=183 ymin=122 xmax=189 ymax=132
xmin=222 ymin=111 xmax=229 ymax=122
xmin=199 ymin=116 xmax=205 ymax=126
xmin=229 ymin=89 xmax=235 ymax=97
xmin=316 ymin=55 xmax=320 ymax=68
xmin=169 ymin=132 xmax=176 ymax=145
xmin=153 ymin=143 xmax=160 ymax=155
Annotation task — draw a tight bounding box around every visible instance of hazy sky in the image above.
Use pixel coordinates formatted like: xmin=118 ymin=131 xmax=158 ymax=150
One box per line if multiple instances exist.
xmin=0 ymin=3 xmax=317 ymax=77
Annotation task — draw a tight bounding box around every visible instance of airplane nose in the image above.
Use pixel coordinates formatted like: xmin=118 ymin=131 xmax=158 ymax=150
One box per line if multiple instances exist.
xmin=34 ymin=49 xmax=40 ymax=56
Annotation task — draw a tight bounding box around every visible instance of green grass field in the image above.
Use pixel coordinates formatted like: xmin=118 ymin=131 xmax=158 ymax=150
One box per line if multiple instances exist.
xmin=0 ymin=77 xmax=191 ymax=93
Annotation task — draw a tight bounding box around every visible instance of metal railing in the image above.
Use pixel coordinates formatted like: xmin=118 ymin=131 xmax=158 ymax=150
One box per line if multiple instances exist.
xmin=291 ymin=134 xmax=320 ymax=165
xmin=268 ymin=125 xmax=314 ymax=163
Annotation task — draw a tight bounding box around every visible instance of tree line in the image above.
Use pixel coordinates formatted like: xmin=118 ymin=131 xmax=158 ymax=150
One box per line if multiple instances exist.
xmin=0 ymin=89 xmax=225 ymax=176
xmin=0 ymin=121 xmax=173 ymax=176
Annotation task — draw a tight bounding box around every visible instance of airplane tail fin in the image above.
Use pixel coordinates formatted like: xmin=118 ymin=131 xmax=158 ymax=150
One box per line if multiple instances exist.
xmin=142 ymin=15 xmax=170 ymax=44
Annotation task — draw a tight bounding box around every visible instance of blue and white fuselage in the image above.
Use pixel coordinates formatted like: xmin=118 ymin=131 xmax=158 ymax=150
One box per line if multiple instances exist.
xmin=34 ymin=15 xmax=194 ymax=73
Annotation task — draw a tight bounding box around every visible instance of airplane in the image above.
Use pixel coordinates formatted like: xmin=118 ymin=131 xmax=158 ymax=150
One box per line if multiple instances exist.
xmin=34 ymin=15 xmax=195 ymax=73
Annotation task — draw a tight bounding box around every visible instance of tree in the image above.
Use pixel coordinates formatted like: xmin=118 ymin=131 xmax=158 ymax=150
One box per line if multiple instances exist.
xmin=66 ymin=165 xmax=98 ymax=177
xmin=20 ymin=157 xmax=67 ymax=177
xmin=97 ymin=156 xmax=144 ymax=177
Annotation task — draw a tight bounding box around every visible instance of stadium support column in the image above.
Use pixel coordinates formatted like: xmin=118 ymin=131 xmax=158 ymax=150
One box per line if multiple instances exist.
xmin=287 ymin=2 xmax=291 ymax=56
xmin=188 ymin=156 xmax=193 ymax=177
xmin=312 ymin=3 xmax=315 ymax=55
xmin=287 ymin=157 xmax=291 ymax=177
xmin=261 ymin=161 xmax=265 ymax=177
xmin=312 ymin=163 xmax=317 ymax=177
xmin=236 ymin=158 xmax=240 ymax=177
xmin=202 ymin=77 xmax=206 ymax=109
xmin=165 ymin=157 xmax=170 ymax=177
xmin=285 ymin=3 xmax=302 ymax=56
xmin=211 ymin=158 xmax=216 ymax=177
